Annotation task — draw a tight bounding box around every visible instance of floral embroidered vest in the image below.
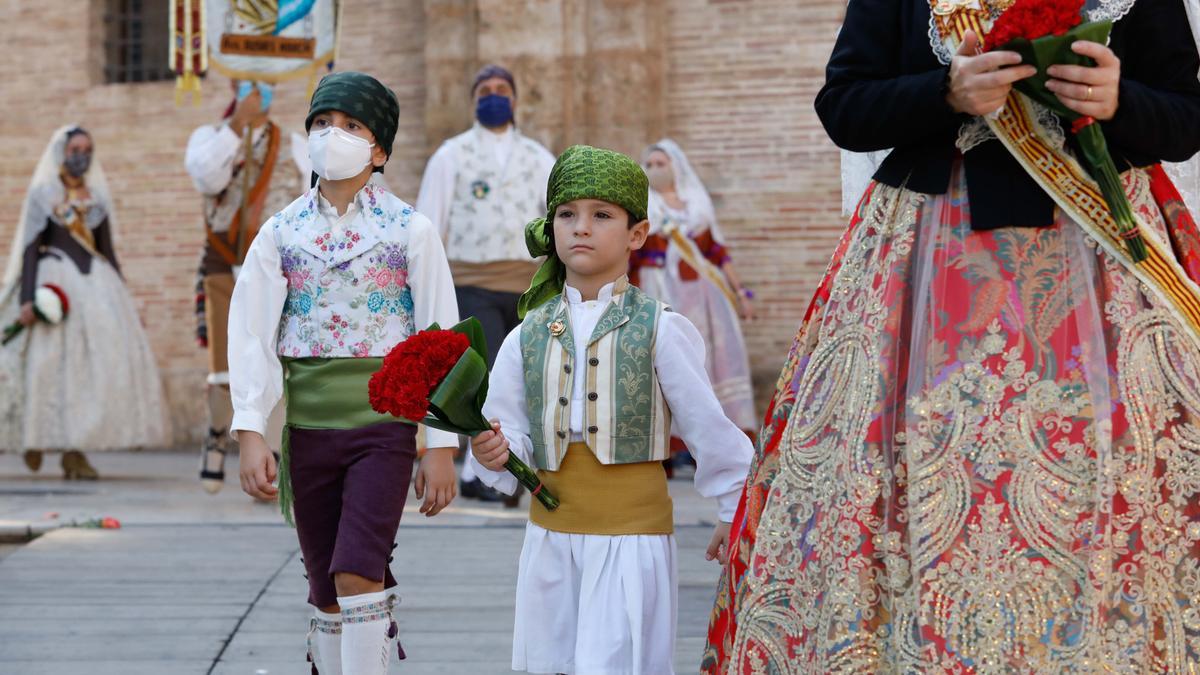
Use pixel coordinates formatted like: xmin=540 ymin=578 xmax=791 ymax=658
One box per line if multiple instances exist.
xmin=445 ymin=125 xmax=548 ymax=264
xmin=520 ymin=282 xmax=672 ymax=471
xmin=271 ymin=184 xmax=417 ymax=358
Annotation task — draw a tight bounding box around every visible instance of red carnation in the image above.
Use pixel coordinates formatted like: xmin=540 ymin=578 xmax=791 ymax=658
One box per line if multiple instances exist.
xmin=366 ymin=316 xmax=561 ymax=511
xmin=986 ymin=0 xmax=1085 ymax=50
xmin=368 ymin=329 xmax=470 ymax=422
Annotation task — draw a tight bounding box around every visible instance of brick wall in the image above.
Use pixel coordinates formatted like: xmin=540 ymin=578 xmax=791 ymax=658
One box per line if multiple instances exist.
xmin=0 ymin=0 xmax=847 ymax=444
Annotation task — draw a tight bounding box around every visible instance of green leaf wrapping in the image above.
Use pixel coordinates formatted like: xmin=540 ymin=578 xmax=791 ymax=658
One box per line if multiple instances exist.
xmin=1001 ymin=21 xmax=1112 ymax=119
xmin=996 ymin=20 xmax=1146 ymax=262
xmin=427 ymin=348 xmax=491 ymax=433
xmin=504 ymin=454 xmax=560 ymax=511
xmin=408 ymin=316 xmax=559 ymax=510
xmin=1074 ymin=123 xmax=1149 ymax=261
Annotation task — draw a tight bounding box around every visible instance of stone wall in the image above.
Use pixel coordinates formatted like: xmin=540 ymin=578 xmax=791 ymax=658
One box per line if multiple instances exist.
xmin=0 ymin=0 xmax=847 ymax=445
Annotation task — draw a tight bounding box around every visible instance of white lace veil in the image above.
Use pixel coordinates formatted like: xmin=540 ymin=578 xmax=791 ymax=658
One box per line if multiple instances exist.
xmin=643 ymin=139 xmax=723 ymax=241
xmin=840 ymin=0 xmax=1200 ymax=218
xmin=2 ymin=125 xmax=118 ymax=288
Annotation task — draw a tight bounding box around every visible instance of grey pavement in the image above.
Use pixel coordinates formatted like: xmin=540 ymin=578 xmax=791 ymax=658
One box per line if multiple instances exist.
xmin=0 ymin=451 xmax=724 ymax=674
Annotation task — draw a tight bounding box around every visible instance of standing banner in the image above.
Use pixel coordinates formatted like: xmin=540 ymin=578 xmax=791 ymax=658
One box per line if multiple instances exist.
xmin=171 ymin=0 xmax=340 ymax=104
xmin=170 ymin=0 xmax=207 ymax=104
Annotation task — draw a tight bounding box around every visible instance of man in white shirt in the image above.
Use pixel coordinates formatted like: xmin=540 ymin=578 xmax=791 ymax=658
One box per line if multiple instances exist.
xmin=417 ymin=64 xmax=556 ymax=504
xmin=184 ymin=80 xmax=303 ymax=494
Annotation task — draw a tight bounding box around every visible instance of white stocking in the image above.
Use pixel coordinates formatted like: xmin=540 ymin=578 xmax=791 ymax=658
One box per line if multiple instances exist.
xmin=308 ymin=609 xmax=342 ymax=674
xmin=338 ymin=591 xmax=398 ymax=675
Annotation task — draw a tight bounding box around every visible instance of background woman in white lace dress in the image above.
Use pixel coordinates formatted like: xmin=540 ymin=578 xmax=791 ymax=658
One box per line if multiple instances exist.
xmin=0 ymin=126 xmax=168 ymax=478
xmin=631 ymin=139 xmax=758 ymax=440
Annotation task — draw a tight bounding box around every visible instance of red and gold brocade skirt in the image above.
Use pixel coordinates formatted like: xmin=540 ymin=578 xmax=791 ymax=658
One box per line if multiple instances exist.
xmin=704 ymin=163 xmax=1200 ymax=673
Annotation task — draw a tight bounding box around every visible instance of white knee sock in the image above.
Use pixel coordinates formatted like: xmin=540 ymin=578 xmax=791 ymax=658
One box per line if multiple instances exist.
xmin=338 ymin=591 xmax=397 ymax=675
xmin=308 ymin=610 xmax=342 ymax=674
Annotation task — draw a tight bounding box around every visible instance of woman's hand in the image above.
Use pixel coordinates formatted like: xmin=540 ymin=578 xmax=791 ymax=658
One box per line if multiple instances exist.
xmin=737 ymin=293 xmax=756 ymax=321
xmin=946 ymin=30 xmax=1038 ymax=116
xmin=1046 ymin=41 xmax=1121 ymax=121
xmin=18 ymin=302 xmax=36 ymax=327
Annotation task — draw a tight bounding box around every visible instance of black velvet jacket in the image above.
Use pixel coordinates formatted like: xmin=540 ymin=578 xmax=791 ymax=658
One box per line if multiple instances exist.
xmin=20 ymin=219 xmax=119 ymax=304
xmin=815 ymin=0 xmax=1200 ymax=230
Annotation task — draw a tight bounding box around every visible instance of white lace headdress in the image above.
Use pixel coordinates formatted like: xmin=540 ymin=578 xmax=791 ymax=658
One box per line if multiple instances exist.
xmin=2 ymin=125 xmax=118 ymax=288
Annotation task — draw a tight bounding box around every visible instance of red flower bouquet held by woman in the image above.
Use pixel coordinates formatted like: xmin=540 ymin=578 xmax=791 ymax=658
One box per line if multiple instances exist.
xmin=985 ymin=0 xmax=1148 ymax=261
xmin=368 ymin=317 xmax=560 ymax=510
xmin=2 ymin=283 xmax=69 ymax=345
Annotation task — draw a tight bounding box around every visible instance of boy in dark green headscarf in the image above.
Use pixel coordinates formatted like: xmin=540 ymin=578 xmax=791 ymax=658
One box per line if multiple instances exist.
xmin=467 ymin=145 xmax=753 ymax=673
xmin=228 ymin=72 xmax=460 ymax=674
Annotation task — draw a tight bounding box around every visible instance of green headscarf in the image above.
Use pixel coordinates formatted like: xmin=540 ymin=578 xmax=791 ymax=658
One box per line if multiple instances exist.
xmin=305 ymin=71 xmax=399 ymax=173
xmin=517 ymin=145 xmax=649 ymax=318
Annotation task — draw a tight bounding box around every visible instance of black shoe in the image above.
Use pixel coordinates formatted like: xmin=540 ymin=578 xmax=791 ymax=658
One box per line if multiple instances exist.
xmin=459 ymin=478 xmax=482 ymax=499
xmin=460 ymin=478 xmax=505 ymax=502
xmin=199 ymin=430 xmax=227 ymax=494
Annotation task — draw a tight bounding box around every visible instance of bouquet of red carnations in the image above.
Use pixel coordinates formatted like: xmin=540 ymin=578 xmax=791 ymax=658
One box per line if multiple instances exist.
xmin=2 ymin=284 xmax=69 ymax=345
xmin=986 ymin=0 xmax=1147 ymax=262
xmin=368 ymin=317 xmax=559 ymax=510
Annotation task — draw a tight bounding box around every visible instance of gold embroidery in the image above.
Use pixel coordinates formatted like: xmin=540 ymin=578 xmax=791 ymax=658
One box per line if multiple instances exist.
xmin=725 ymin=172 xmax=1200 ymax=672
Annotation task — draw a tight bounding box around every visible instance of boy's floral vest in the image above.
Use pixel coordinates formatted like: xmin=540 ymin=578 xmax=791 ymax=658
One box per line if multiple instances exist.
xmin=271 ymin=183 xmax=417 ymax=358
xmin=520 ymin=279 xmax=672 ymax=471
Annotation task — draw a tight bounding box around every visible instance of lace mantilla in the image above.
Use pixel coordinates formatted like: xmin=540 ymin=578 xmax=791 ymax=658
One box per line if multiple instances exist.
xmin=1086 ymin=0 xmax=1137 ymax=23
xmin=928 ymin=0 xmax=1138 ymax=65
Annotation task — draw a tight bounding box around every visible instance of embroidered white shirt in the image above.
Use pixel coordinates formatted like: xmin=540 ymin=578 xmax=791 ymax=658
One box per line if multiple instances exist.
xmin=469 ymin=281 xmax=753 ymax=522
xmin=228 ymin=182 xmax=460 ymax=448
xmin=185 ymin=123 xmax=309 ymax=196
xmin=416 ymin=124 xmax=555 ymax=261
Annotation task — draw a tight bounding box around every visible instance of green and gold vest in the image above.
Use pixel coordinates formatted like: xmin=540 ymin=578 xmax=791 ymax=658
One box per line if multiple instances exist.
xmin=520 ymin=280 xmax=672 ymax=471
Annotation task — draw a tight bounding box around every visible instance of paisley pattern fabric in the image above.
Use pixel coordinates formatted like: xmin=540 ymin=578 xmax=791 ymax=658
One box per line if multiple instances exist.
xmin=704 ymin=165 xmax=1200 ymax=673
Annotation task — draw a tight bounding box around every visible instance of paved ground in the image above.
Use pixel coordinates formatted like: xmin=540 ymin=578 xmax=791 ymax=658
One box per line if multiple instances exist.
xmin=0 ymin=451 xmax=724 ymax=674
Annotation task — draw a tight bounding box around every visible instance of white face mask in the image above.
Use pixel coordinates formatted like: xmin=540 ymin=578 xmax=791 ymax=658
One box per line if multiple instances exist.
xmin=308 ymin=127 xmax=375 ymax=181
xmin=645 ymin=165 xmax=674 ymax=193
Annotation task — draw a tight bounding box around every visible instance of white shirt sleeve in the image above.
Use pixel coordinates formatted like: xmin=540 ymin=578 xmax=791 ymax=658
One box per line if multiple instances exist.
xmin=654 ymin=312 xmax=753 ymax=522
xmin=467 ymin=327 xmax=533 ymax=496
xmin=415 ymin=142 xmax=458 ymax=242
xmin=406 ymin=213 xmax=461 ymax=449
xmin=228 ymin=224 xmax=287 ymax=438
xmin=184 ymin=124 xmax=243 ymax=196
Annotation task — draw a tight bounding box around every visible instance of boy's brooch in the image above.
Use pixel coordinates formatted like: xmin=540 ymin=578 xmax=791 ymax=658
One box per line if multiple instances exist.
xmin=548 ymin=321 xmax=565 ymax=337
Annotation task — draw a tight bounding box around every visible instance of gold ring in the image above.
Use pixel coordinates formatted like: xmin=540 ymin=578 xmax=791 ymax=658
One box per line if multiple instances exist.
xmin=1086 ymin=86 xmax=1093 ymax=101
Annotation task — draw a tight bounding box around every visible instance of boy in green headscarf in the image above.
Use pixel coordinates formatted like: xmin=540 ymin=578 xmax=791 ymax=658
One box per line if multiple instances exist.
xmin=468 ymin=145 xmax=753 ymax=673
xmin=228 ymin=71 xmax=460 ymax=674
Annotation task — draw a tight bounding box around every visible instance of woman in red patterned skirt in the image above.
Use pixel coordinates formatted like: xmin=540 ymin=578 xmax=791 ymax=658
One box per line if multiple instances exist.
xmin=704 ymin=0 xmax=1200 ymax=671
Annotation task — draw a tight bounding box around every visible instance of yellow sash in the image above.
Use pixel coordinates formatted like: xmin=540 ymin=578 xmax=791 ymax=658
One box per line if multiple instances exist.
xmin=529 ymin=442 xmax=674 ymax=535
xmin=930 ymin=2 xmax=1200 ymax=346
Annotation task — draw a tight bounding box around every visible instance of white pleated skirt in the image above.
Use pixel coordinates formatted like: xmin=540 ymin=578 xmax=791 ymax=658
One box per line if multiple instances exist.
xmin=512 ymin=523 xmax=678 ymax=675
xmin=0 ymin=255 xmax=168 ymax=451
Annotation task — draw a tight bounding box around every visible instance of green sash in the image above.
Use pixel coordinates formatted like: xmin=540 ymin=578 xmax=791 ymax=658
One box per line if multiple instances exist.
xmin=278 ymin=357 xmax=394 ymax=524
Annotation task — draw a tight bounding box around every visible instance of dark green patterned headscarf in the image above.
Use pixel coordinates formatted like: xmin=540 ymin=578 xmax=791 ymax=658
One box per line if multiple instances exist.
xmin=305 ymin=71 xmax=399 ymax=173
xmin=518 ymin=145 xmax=649 ymax=318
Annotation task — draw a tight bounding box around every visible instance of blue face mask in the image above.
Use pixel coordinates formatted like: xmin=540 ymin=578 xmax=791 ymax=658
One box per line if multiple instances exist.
xmin=237 ymin=81 xmax=274 ymax=112
xmin=475 ymin=94 xmax=514 ymax=128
